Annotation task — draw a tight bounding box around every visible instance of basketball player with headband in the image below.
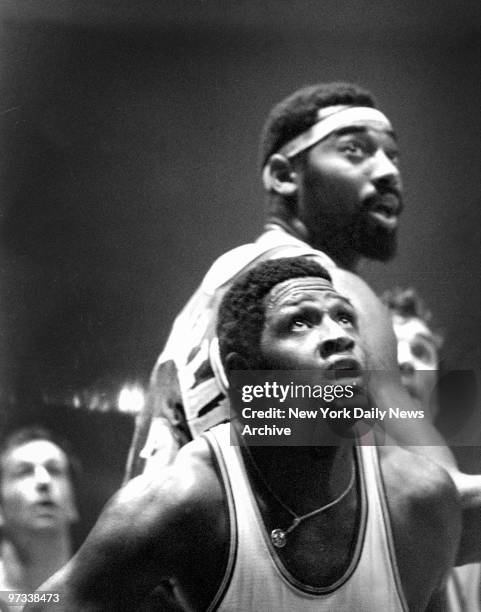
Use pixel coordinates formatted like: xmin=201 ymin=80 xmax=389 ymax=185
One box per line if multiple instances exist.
xmin=127 ymin=82 xmax=467 ymax=494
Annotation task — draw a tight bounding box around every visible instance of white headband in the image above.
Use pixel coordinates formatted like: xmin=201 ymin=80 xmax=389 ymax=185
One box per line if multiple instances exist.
xmin=262 ymin=105 xmax=392 ymax=190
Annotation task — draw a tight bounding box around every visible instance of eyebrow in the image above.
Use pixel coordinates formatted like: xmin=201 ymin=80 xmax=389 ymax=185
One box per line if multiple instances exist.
xmin=333 ymin=125 xmax=398 ymax=141
xmin=412 ymin=332 xmax=437 ymax=345
xmin=323 ymin=292 xmax=354 ymax=308
xmin=278 ymin=292 xmax=354 ymax=309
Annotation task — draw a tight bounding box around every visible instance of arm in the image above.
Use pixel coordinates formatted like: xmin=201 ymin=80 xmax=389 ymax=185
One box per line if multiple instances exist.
xmin=29 ymin=481 xmax=177 ymax=610
xmin=381 ymin=446 xmax=461 ymax=610
xmin=29 ymin=439 xmax=228 ymax=611
xmin=456 ymin=474 xmax=481 ymax=565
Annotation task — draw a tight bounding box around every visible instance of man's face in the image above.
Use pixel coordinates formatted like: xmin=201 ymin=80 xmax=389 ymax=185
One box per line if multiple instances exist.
xmin=392 ymin=314 xmax=439 ymax=416
xmin=259 ymin=277 xmax=366 ymax=381
xmin=0 ymin=439 xmax=78 ymax=533
xmin=296 ymin=123 xmax=402 ymax=262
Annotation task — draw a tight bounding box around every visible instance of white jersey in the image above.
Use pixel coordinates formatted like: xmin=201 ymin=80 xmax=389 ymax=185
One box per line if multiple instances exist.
xmin=204 ymin=424 xmax=407 ymax=612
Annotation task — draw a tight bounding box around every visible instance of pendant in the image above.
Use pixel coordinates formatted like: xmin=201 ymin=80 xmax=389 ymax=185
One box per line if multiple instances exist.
xmin=271 ymin=528 xmax=287 ymax=548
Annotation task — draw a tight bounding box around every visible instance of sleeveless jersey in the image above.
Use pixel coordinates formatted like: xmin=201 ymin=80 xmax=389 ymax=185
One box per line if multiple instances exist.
xmin=204 ymin=424 xmax=407 ymax=612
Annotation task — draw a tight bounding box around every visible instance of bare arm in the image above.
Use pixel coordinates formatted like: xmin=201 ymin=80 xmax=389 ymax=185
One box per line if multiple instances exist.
xmin=455 ymin=473 xmax=481 ymax=565
xmin=28 ymin=439 xmax=228 ymax=611
xmin=28 ymin=480 xmax=175 ymax=610
xmin=381 ymin=446 xmax=461 ymax=610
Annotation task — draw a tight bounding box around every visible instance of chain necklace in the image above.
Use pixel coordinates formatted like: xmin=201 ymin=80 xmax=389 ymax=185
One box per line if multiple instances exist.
xmin=243 ymin=444 xmax=356 ymax=549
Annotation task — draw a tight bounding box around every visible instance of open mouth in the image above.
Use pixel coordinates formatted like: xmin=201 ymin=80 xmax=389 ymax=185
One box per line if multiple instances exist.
xmin=326 ymin=357 xmax=363 ymax=377
xmin=367 ymin=193 xmax=401 ymax=229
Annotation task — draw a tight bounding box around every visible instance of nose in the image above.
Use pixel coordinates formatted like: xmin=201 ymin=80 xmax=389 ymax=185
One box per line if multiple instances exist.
xmin=397 ymin=341 xmax=416 ymax=374
xmin=319 ymin=320 xmax=355 ymax=359
xmin=370 ymin=148 xmax=401 ymax=187
xmin=399 ymin=361 xmax=415 ymax=376
xmin=34 ymin=465 xmax=52 ymax=489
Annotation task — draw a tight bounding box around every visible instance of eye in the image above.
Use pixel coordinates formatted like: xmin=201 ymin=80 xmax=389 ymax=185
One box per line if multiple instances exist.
xmin=14 ymin=466 xmax=33 ymax=478
xmin=337 ymin=136 xmax=369 ymax=160
xmin=289 ymin=318 xmax=311 ymax=331
xmin=411 ymin=342 xmax=434 ymax=362
xmin=336 ymin=309 xmax=355 ymax=327
xmin=341 ymin=142 xmax=364 ymax=156
xmin=46 ymin=462 xmax=67 ymax=477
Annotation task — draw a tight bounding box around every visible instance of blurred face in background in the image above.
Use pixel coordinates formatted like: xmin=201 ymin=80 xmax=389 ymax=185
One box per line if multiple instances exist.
xmin=0 ymin=439 xmax=78 ymax=534
xmin=392 ymin=314 xmax=439 ymax=420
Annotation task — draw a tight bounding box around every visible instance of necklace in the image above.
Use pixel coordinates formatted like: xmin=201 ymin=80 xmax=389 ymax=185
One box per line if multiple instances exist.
xmin=243 ymin=445 xmax=356 ymax=548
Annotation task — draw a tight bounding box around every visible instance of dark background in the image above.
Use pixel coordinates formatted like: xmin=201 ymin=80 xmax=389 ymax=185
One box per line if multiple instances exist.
xmin=0 ymin=1 xmax=479 ymax=540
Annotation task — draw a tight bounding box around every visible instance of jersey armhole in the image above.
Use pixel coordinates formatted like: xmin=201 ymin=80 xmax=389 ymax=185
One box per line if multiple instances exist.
xmin=203 ymin=429 xmax=238 ymax=612
xmin=372 ymin=447 xmax=410 ymax=612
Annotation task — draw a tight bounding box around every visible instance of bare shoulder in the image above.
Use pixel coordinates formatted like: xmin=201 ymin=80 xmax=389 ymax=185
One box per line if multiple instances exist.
xmin=328 ymin=266 xmax=386 ymax=311
xmin=117 ymin=435 xmax=221 ymax=520
xmin=379 ymin=446 xmax=461 ymax=609
xmin=380 ymin=445 xmax=459 ymax=511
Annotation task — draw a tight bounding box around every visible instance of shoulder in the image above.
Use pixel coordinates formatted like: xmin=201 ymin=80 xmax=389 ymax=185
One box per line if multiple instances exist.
xmin=328 ymin=267 xmax=390 ymax=324
xmin=201 ymin=241 xmax=262 ymax=294
xmin=113 ymin=436 xmax=224 ymax=543
xmin=380 ymin=445 xmax=460 ymax=523
xmin=379 ymin=446 xmax=461 ymax=608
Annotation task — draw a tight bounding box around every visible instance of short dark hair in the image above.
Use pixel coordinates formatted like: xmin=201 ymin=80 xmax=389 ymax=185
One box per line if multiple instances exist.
xmin=0 ymin=425 xmax=81 ymax=490
xmin=382 ymin=287 xmax=444 ymax=349
xmin=259 ymin=82 xmax=377 ymax=168
xmin=217 ymin=257 xmax=332 ymax=371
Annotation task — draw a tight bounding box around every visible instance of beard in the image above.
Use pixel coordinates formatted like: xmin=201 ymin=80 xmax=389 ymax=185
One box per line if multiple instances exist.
xmin=350 ymin=209 xmax=398 ymax=261
xmin=307 ymin=203 xmax=398 ymax=266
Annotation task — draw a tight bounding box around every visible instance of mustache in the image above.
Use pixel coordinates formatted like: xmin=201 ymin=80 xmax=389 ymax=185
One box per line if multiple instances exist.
xmin=365 ymin=187 xmax=404 ymax=216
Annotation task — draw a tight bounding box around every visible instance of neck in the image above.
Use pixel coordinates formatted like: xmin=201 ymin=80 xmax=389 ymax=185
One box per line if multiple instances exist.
xmin=266 ymin=210 xmax=361 ymax=272
xmin=243 ymin=442 xmax=355 ymax=513
xmin=309 ymin=232 xmax=361 ymax=271
xmin=0 ymin=528 xmax=72 ymax=591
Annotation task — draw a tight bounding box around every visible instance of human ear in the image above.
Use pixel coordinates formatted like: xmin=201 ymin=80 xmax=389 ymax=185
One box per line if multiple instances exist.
xmin=262 ymin=154 xmax=298 ymax=196
xmin=225 ymin=352 xmax=250 ymax=374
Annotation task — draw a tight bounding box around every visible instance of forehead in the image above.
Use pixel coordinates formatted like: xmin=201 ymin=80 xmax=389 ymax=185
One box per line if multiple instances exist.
xmin=2 ymin=440 xmax=68 ymax=470
xmin=265 ymin=277 xmax=348 ymax=311
xmin=392 ymin=315 xmax=434 ymax=344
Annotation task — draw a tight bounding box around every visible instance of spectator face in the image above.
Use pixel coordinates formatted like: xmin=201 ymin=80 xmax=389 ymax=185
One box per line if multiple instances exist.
xmin=0 ymin=439 xmax=78 ymax=533
xmin=392 ymin=314 xmax=439 ymax=417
